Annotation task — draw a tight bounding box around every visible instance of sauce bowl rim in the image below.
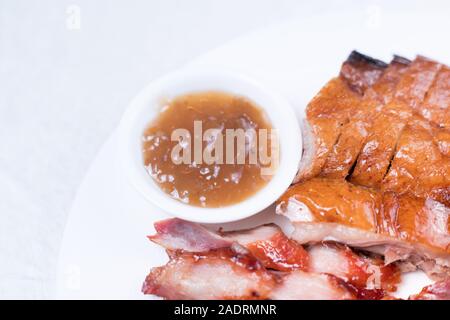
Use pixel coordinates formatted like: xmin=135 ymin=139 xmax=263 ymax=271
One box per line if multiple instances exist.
xmin=118 ymin=68 xmax=302 ymax=223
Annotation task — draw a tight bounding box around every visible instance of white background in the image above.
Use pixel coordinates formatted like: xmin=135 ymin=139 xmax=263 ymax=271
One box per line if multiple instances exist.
xmin=0 ymin=0 xmax=449 ymax=299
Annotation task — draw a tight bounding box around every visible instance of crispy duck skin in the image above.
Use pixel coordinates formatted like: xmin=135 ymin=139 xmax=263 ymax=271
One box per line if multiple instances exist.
xmin=320 ymin=56 xmax=411 ymax=179
xmin=350 ymin=56 xmax=443 ymax=188
xmin=295 ymin=78 xmax=362 ymax=182
xmin=417 ymin=66 xmax=450 ymax=129
xmin=277 ymin=178 xmax=450 ymax=279
xmin=285 ymin=52 xmax=449 ymax=282
xmin=339 ymin=50 xmax=388 ymax=95
xmin=381 ymin=119 xmax=450 ymax=205
xmin=295 ymin=52 xmax=387 ymax=183
xmin=434 ymin=128 xmax=450 ymax=156
xmin=364 ymin=55 xmax=413 ymax=105
xmin=147 ymin=218 xmax=400 ymax=297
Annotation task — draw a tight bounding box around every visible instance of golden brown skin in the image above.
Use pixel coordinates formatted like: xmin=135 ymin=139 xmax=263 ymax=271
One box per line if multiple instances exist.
xmin=364 ymin=56 xmax=412 ymax=104
xmin=298 ymin=52 xmax=389 ymax=182
xmin=434 ymin=128 xmax=450 ymax=156
xmin=419 ymin=66 xmax=450 ymax=128
xmin=339 ymin=51 xmax=387 ymax=95
xmin=279 ymin=178 xmax=450 ymax=256
xmin=281 ymin=178 xmax=380 ymax=230
xmin=351 ymin=56 xmax=442 ymax=188
xmin=321 ymin=59 xmax=410 ymax=179
xmin=302 ymin=77 xmax=362 ymax=180
xmin=286 ymin=53 xmax=450 ymax=281
xmin=349 ymin=103 xmax=409 ymax=188
xmin=384 ymin=193 xmax=450 ymax=253
xmin=382 ymin=120 xmax=450 ymax=205
xmin=284 ymin=52 xmax=449 ymax=289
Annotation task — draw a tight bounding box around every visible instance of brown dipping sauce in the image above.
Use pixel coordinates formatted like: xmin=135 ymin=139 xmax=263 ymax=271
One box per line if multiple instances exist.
xmin=142 ymin=91 xmax=275 ymax=208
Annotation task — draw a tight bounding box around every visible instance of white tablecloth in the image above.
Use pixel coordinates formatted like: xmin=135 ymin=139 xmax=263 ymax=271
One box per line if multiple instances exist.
xmin=0 ymin=0 xmax=447 ymax=299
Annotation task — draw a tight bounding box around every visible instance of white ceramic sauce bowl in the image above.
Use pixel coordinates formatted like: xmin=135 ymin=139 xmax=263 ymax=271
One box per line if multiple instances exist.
xmin=118 ymin=69 xmax=302 ymax=223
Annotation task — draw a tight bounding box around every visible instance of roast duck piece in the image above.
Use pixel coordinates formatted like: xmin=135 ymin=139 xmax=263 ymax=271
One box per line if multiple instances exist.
xmin=144 ymin=51 xmax=450 ymax=299
xmin=281 ymin=51 xmax=450 ymax=281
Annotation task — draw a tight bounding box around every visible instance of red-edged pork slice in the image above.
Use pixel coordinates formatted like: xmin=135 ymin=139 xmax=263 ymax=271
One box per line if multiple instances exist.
xmin=146 ymin=220 xmax=356 ymax=300
xmin=149 ymin=218 xmax=309 ymax=271
xmin=236 ymin=227 xmax=309 ymax=271
xmin=148 ymin=218 xmax=400 ymax=294
xmin=270 ymin=271 xmax=355 ymax=300
xmin=409 ymin=279 xmax=450 ymax=300
xmin=144 ymin=250 xmax=356 ymax=300
xmin=142 ymin=246 xmax=277 ymax=300
xmin=307 ymin=242 xmax=400 ymax=292
xmin=149 ymin=218 xmax=232 ymax=252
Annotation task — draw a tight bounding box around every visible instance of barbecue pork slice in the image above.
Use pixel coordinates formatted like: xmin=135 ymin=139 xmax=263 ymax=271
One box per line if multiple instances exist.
xmin=142 ymin=246 xmax=277 ymax=300
xmin=145 ymin=220 xmax=357 ymax=300
xmin=410 ymin=279 xmax=450 ymax=300
xmin=148 ymin=218 xmax=400 ymax=295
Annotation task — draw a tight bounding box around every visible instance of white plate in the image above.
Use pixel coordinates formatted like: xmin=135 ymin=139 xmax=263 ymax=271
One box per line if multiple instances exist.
xmin=56 ymin=12 xmax=449 ymax=299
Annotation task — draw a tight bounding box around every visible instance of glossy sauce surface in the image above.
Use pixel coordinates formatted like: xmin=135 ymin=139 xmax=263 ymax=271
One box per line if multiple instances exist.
xmin=142 ymin=91 xmax=274 ymax=207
